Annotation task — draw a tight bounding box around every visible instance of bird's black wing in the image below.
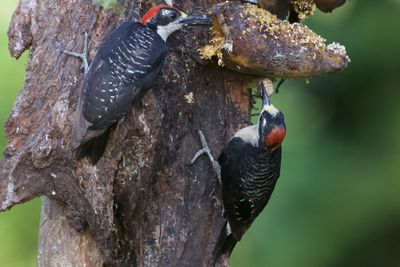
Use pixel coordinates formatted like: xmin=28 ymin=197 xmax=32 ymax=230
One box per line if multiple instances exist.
xmin=214 ymin=139 xmax=251 ymax=261
xmin=240 ymin=146 xmax=281 ymax=222
xmin=81 ymin=21 xmax=168 ymax=130
xmin=218 ymin=138 xmax=254 ymax=239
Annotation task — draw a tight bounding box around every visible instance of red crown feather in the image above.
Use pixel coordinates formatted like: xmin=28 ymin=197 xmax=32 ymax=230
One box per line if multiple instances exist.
xmin=140 ymin=5 xmax=179 ymax=25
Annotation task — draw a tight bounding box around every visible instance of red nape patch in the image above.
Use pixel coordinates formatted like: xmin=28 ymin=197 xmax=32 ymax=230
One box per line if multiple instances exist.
xmin=265 ymin=127 xmax=286 ymax=150
xmin=140 ymin=5 xmax=179 ymax=25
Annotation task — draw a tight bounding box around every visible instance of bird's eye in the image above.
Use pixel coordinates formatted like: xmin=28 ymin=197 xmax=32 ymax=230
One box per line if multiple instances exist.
xmin=169 ymin=12 xmax=178 ymax=20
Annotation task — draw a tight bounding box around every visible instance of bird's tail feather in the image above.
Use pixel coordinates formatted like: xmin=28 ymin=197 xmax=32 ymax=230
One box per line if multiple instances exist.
xmin=213 ymin=223 xmax=237 ymax=266
xmin=76 ymin=128 xmax=112 ymax=165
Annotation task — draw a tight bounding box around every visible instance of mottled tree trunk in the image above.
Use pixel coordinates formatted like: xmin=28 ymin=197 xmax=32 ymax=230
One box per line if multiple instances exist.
xmin=0 ymin=0 xmax=267 ymax=266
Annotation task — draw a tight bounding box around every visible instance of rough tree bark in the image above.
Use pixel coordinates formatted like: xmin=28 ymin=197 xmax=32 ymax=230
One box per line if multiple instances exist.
xmin=1 ymin=0 xmax=348 ymax=266
xmin=1 ymin=0 xmax=273 ymax=266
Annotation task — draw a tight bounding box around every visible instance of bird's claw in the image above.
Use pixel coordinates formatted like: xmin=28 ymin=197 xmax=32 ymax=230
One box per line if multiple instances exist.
xmin=190 ymin=130 xmax=222 ymax=183
xmin=63 ymin=31 xmax=90 ymax=75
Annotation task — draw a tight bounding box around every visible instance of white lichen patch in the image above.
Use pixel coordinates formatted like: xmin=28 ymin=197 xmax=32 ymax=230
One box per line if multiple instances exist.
xmin=21 ymin=0 xmax=37 ymax=15
xmin=184 ymin=92 xmax=194 ymax=104
xmin=327 ymin=42 xmax=350 ymax=61
xmin=52 ymin=93 xmax=70 ymax=131
xmin=10 ymin=93 xmax=24 ymax=119
xmin=33 ymin=131 xmax=55 ymax=163
xmin=138 ymin=113 xmax=150 ymax=136
xmin=1 ymin=175 xmax=15 ymax=211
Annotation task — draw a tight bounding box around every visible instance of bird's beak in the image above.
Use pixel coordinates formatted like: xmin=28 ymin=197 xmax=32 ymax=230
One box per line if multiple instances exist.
xmin=179 ymin=13 xmax=211 ymax=26
xmin=260 ymin=80 xmax=271 ymax=107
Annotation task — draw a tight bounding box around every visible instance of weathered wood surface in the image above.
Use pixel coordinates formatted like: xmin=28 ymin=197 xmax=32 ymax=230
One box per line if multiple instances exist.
xmin=2 ymin=0 xmax=293 ymax=266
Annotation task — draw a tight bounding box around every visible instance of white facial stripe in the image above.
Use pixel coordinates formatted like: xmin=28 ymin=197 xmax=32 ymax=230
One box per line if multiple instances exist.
xmin=261 ymin=116 xmax=267 ymax=128
xmin=263 ymin=104 xmax=279 ymax=117
xmin=156 ymin=22 xmax=183 ymax=41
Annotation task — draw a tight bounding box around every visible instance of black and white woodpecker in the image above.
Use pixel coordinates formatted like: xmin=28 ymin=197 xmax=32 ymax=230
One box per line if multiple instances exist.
xmin=191 ymin=81 xmax=286 ymax=261
xmin=66 ymin=5 xmax=210 ymax=164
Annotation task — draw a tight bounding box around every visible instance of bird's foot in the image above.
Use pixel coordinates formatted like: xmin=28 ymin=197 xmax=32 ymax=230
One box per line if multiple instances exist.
xmin=63 ymin=31 xmax=90 ymax=75
xmin=222 ymin=42 xmax=233 ymax=53
xmin=190 ymin=130 xmax=222 ymax=184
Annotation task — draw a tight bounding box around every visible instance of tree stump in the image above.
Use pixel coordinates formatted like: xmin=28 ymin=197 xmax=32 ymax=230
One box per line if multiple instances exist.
xmin=1 ymin=0 xmax=264 ymax=266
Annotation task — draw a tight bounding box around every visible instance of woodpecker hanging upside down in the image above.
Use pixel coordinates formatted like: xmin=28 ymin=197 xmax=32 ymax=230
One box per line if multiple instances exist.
xmin=65 ymin=5 xmax=210 ymax=164
xmin=191 ymin=80 xmax=286 ymax=263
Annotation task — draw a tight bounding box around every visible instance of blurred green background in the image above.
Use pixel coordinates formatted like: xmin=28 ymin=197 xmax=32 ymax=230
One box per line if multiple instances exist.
xmin=0 ymin=1 xmax=399 ymax=266
xmin=0 ymin=1 xmax=41 ymax=267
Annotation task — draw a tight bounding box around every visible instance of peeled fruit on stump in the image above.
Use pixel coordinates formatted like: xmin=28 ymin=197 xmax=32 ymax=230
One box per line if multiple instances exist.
xmin=200 ymin=1 xmax=350 ymax=79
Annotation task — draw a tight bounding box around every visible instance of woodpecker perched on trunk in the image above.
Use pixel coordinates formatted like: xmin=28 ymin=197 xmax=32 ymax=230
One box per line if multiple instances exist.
xmin=214 ymin=80 xmax=286 ymax=261
xmin=191 ymin=81 xmax=286 ymax=263
xmin=66 ymin=5 xmax=210 ymax=164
